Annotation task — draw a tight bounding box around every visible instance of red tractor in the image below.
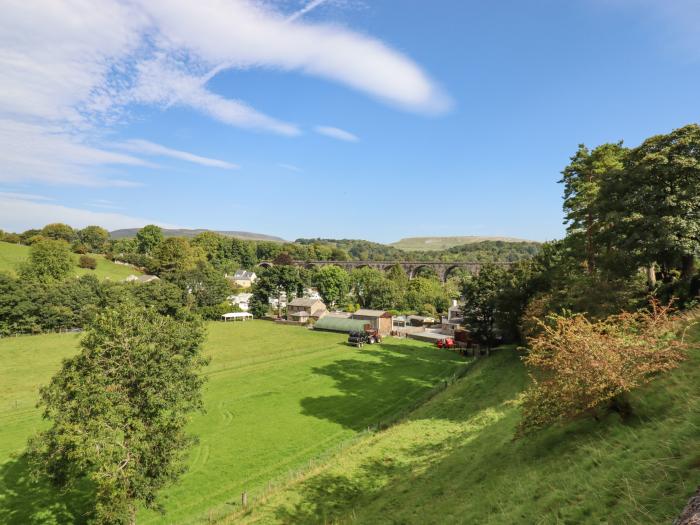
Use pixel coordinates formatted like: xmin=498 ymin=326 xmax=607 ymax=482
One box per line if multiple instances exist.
xmin=348 ymin=329 xmax=382 ymax=348
xmin=436 ymin=338 xmax=455 ymax=349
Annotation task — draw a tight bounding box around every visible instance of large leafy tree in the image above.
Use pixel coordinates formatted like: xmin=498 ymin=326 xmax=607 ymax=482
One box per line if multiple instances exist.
xmin=228 ymin=238 xmax=257 ymax=269
xmin=28 ymin=303 xmax=208 ymax=525
xmin=41 ymin=223 xmax=76 ymax=243
xmin=168 ymin=261 xmax=230 ymax=315
xmin=19 ymin=239 xmax=73 ymax=282
xmin=151 ymin=237 xmax=201 ymax=276
xmin=560 ymin=142 xmax=626 ymax=273
xmin=136 ymin=225 xmax=164 ymax=255
xmin=404 ymin=277 xmax=449 ymax=313
xmin=78 ymin=225 xmax=110 ymax=253
xmin=312 ymin=265 xmax=350 ymax=307
xmin=349 ymin=267 xmax=400 ymax=310
xmin=601 ymin=124 xmax=700 ymax=278
xmin=251 ymin=265 xmax=305 ymax=317
xmin=461 ymin=264 xmax=508 ymax=347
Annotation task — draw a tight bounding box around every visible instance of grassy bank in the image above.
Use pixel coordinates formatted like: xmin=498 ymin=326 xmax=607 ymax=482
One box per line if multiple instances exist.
xmin=0 ymin=241 xmax=140 ymax=281
xmin=238 ymin=329 xmax=700 ymax=524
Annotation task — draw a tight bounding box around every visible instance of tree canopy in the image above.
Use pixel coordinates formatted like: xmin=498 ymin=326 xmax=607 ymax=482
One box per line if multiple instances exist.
xmin=28 ymin=303 xmax=209 ymax=524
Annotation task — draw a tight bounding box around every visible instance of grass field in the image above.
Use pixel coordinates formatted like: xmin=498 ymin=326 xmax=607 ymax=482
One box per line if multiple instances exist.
xmin=0 ymin=241 xmax=140 ymax=281
xmin=0 ymin=321 xmax=469 ymax=524
xmin=390 ymin=236 xmax=534 ymax=251
xmin=239 ymin=331 xmax=700 ymax=524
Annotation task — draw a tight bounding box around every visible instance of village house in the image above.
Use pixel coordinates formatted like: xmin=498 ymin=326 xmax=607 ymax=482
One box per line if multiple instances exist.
xmin=227 ymin=269 xmax=257 ymax=288
xmin=351 ymin=309 xmax=393 ymax=336
xmin=286 ymin=297 xmax=327 ymax=323
xmin=228 ymin=292 xmax=253 ymax=312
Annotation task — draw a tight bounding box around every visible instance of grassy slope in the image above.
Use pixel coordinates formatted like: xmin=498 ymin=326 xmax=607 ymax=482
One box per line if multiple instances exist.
xmin=241 ymin=331 xmax=700 ymax=524
xmin=0 ymin=241 xmax=140 ymax=280
xmin=391 ymin=236 xmax=534 ymax=251
xmin=0 ymin=321 xmax=468 ymax=524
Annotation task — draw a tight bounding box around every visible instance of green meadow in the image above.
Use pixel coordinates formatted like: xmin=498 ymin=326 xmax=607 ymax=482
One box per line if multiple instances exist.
xmin=239 ymin=332 xmax=700 ymax=524
xmin=0 ymin=321 xmax=468 ymax=524
xmin=0 ymin=241 xmax=140 ymax=281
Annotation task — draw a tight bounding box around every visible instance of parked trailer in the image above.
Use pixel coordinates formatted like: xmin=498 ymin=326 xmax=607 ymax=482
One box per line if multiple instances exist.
xmin=347 ymin=329 xmax=382 ymax=348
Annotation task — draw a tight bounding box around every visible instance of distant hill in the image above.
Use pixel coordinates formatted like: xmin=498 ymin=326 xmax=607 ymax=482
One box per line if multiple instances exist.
xmin=391 ymin=236 xmax=537 ymax=251
xmin=110 ymin=228 xmax=286 ymax=242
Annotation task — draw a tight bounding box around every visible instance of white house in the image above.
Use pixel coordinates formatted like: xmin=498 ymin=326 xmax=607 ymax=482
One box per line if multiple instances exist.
xmin=226 ymin=269 xmax=257 ymax=288
xmin=229 ymin=292 xmax=253 ymax=311
xmin=303 ymin=287 xmax=322 ymax=300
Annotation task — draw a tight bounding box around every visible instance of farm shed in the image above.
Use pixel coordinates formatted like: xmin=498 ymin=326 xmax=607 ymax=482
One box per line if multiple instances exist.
xmin=314 ymin=317 xmax=369 ymax=334
xmin=352 ymin=309 xmax=393 ymax=335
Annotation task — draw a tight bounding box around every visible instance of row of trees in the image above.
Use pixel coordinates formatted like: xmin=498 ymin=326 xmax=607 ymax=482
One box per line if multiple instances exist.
xmin=0 ymin=237 xmax=237 ymax=335
xmin=2 ymin=224 xmax=540 ymax=271
xmin=456 ymin=124 xmax=700 ymax=435
xmin=248 ymin=263 xmax=460 ymax=319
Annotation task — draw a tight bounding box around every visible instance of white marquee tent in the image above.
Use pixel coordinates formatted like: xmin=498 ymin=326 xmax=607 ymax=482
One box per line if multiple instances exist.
xmin=221 ymin=312 xmax=253 ymax=322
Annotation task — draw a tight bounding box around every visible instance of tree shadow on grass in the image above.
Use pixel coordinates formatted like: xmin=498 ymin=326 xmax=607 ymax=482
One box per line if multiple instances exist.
xmin=273 ymin=349 xmax=699 ymax=524
xmin=299 ymin=342 xmax=469 ymax=431
xmin=273 ymin=453 xmax=411 ymax=524
xmin=0 ymin=454 xmax=93 ymax=525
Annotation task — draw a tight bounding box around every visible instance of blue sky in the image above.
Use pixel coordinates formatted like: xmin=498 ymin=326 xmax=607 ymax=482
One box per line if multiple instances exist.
xmin=1 ymin=0 xmax=699 ymax=243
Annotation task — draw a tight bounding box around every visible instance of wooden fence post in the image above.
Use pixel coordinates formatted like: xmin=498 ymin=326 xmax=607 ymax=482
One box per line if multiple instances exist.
xmin=242 ymin=491 xmax=248 ymax=508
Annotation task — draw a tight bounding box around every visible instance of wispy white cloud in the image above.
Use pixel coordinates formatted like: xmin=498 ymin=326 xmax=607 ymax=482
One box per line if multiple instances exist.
xmin=0 ymin=191 xmax=53 ymax=202
xmin=0 ymin=0 xmax=448 ymax=187
xmin=287 ymin=0 xmax=331 ymax=22
xmin=129 ymin=57 xmax=301 ymax=136
xmin=277 ymin=162 xmax=303 ymax=172
xmin=116 ymin=139 xmax=239 ymax=169
xmin=142 ymin=0 xmax=451 ymax=114
xmin=0 ymin=194 xmax=179 ymax=232
xmin=314 ymin=125 xmax=359 ymax=142
xmin=87 ymin=199 xmax=125 ymax=210
xmin=0 ymin=120 xmax=147 ymax=186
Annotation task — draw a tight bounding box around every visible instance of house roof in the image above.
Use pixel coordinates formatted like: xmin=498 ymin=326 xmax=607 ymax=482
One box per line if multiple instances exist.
xmin=232 ymin=270 xmax=256 ymax=280
xmin=314 ymin=317 xmax=369 ymax=333
xmin=289 ymin=297 xmax=324 ymax=307
xmin=289 ymin=311 xmax=310 ymax=318
xmin=353 ymin=309 xmax=390 ymax=318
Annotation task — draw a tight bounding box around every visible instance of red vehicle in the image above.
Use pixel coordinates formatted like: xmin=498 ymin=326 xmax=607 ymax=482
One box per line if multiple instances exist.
xmin=436 ymin=338 xmax=455 ymax=349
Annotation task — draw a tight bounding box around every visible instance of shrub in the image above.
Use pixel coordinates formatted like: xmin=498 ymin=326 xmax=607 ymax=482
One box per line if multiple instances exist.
xmin=517 ymin=300 xmax=687 ymax=436
xmin=78 ymin=255 xmax=97 ymax=270
xmin=72 ymin=242 xmax=89 ymax=254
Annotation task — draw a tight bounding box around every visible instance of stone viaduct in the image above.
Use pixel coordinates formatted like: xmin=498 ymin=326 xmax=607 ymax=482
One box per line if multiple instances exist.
xmin=256 ymin=260 xmax=514 ymax=282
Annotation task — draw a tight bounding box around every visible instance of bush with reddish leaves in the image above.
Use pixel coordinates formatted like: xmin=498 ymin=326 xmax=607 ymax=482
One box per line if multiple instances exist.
xmin=517 ymin=301 xmax=688 ymax=436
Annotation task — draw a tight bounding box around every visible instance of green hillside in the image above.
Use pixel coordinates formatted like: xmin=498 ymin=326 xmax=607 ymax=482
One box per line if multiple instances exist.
xmin=239 ymin=331 xmax=700 ymax=524
xmin=0 ymin=241 xmax=140 ymax=281
xmin=391 ymin=236 xmax=536 ymax=251
xmin=0 ymin=322 xmax=468 ymax=524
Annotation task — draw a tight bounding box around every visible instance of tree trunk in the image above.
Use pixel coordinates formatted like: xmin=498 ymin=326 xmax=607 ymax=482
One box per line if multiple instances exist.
xmin=586 ymin=211 xmax=595 ymax=274
xmin=646 ymin=264 xmax=657 ymax=289
xmin=681 ymin=254 xmax=695 ymax=279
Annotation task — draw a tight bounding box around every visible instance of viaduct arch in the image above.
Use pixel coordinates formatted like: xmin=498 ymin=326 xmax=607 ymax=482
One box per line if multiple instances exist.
xmin=257 ymin=260 xmax=514 ymax=282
